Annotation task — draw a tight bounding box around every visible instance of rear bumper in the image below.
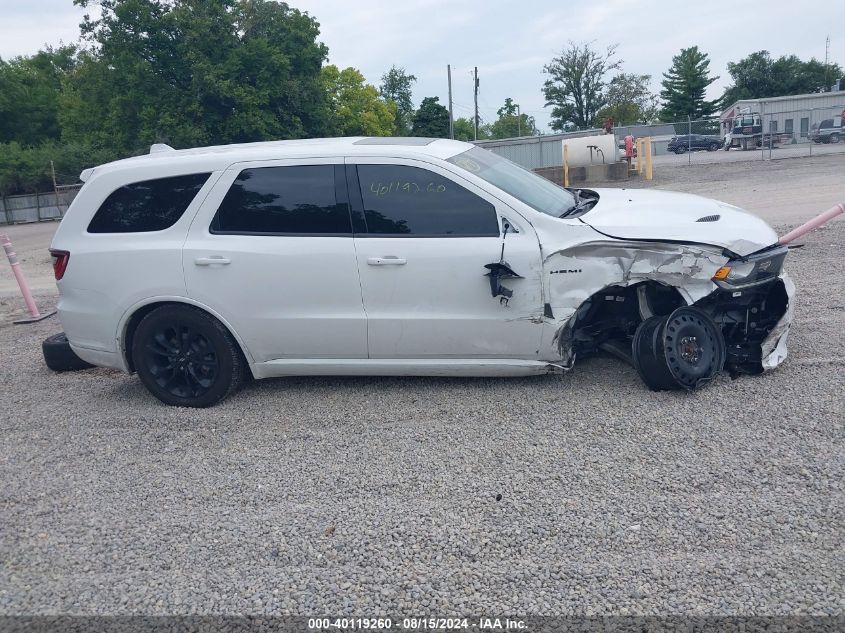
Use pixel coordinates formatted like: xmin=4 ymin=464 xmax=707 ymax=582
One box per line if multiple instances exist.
xmin=69 ymin=343 xmax=128 ymax=372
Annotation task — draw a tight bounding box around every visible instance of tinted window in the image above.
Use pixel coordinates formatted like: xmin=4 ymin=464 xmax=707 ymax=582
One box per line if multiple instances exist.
xmin=88 ymin=173 xmax=210 ymax=233
xmin=211 ymin=165 xmax=349 ymax=234
xmin=357 ymin=164 xmax=498 ymax=236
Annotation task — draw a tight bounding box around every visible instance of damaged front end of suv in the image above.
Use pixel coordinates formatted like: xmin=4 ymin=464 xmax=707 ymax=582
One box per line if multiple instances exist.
xmin=447 ymin=146 xmax=798 ymax=392
xmin=546 ymin=239 xmax=794 ymax=391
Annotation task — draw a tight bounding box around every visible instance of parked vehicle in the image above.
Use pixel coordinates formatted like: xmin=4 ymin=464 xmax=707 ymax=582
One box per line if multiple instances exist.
xmin=667 ymin=134 xmax=723 ymax=153
xmin=48 ymin=138 xmax=794 ymax=406
xmin=722 ymin=112 xmax=790 ymax=151
xmin=809 ymin=118 xmax=843 ymax=144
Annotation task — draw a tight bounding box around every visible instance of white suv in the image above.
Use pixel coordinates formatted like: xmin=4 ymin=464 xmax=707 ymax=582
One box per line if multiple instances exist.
xmin=48 ymin=137 xmax=794 ymax=406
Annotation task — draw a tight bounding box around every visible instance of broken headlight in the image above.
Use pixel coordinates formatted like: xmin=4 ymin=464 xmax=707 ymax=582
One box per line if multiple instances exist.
xmin=712 ymin=246 xmax=788 ymax=289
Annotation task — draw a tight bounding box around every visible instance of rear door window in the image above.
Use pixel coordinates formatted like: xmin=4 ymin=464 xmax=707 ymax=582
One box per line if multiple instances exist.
xmin=211 ymin=165 xmax=350 ymax=235
xmin=354 ymin=164 xmax=499 ymax=236
xmin=88 ymin=173 xmax=210 ymax=233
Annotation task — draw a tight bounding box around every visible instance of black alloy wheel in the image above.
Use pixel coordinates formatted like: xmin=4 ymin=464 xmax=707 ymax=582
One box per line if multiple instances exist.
xmin=132 ymin=305 xmax=245 ymax=407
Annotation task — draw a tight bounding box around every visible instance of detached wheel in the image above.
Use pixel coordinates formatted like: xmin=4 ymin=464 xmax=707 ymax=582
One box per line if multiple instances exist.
xmin=42 ymin=333 xmax=95 ymax=372
xmin=632 ymin=317 xmax=677 ymax=391
xmin=662 ymin=307 xmax=725 ymax=390
xmin=632 ymin=308 xmax=725 ymax=391
xmin=132 ymin=305 xmax=245 ymax=407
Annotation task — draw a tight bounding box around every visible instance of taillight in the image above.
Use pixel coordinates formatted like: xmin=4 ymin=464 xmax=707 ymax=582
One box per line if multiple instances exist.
xmin=49 ymin=249 xmax=70 ymax=280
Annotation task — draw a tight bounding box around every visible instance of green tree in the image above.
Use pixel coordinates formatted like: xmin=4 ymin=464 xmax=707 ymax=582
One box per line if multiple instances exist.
xmin=722 ymin=51 xmax=844 ymax=104
xmin=452 ymin=116 xmax=489 ymax=141
xmin=411 ymin=96 xmax=450 ymax=137
xmin=0 ymin=45 xmax=77 ymax=146
xmin=322 ymin=65 xmax=396 ymax=136
xmin=542 ymin=42 xmax=622 ymax=131
xmin=660 ymin=46 xmax=720 ymax=121
xmin=65 ymin=0 xmax=329 ymax=153
xmin=379 ymin=65 xmax=417 ymax=135
xmin=489 ymin=98 xmax=537 ymax=139
xmin=595 ymin=73 xmax=659 ymax=126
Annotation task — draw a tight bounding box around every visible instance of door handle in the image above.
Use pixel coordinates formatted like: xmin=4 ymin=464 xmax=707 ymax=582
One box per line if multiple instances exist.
xmin=194 ymin=256 xmax=231 ymax=266
xmin=367 ymin=256 xmax=407 ymax=266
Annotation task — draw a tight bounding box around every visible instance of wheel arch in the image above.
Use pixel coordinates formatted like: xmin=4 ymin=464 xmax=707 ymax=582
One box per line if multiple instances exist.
xmin=118 ymin=297 xmax=255 ymax=373
xmin=559 ymin=280 xmax=688 ymax=362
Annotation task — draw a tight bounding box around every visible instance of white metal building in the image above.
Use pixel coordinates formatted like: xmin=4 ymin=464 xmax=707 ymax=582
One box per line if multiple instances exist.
xmin=720 ymin=92 xmax=845 ymax=142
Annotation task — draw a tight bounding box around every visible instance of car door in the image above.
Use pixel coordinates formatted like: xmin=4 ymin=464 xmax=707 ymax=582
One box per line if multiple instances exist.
xmin=183 ymin=159 xmax=367 ymax=363
xmin=347 ymin=157 xmax=544 ymax=359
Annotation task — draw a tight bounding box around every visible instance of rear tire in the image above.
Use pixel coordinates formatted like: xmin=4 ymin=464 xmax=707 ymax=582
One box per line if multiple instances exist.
xmin=131 ymin=305 xmax=244 ymax=407
xmin=42 ymin=333 xmax=95 ymax=372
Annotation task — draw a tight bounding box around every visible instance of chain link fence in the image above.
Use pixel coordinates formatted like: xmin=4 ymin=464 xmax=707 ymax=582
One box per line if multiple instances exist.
xmin=612 ymin=104 xmax=845 ymax=164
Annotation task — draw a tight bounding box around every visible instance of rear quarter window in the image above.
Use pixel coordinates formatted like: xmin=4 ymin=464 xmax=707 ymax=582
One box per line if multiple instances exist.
xmin=87 ymin=173 xmax=210 ymax=233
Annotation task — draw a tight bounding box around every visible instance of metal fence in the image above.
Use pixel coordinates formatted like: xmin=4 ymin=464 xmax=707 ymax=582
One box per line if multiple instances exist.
xmin=617 ymin=106 xmax=845 ymax=163
xmin=0 ymin=186 xmax=80 ymax=225
xmin=478 ymin=104 xmax=845 ymax=170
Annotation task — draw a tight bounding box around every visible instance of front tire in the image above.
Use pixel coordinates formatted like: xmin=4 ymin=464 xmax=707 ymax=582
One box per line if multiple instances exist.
xmin=132 ymin=305 xmax=244 ymax=407
xmin=674 ymin=146 xmax=687 ymax=154
xmin=708 ymin=143 xmax=719 ymax=151
xmin=829 ymin=133 xmax=840 ymax=144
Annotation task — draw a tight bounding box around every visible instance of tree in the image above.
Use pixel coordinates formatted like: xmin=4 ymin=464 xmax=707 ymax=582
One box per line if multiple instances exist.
xmin=489 ymin=98 xmax=537 ymax=139
xmin=722 ymin=51 xmax=844 ymax=104
xmin=595 ymin=73 xmax=659 ymax=126
xmin=452 ymin=116 xmax=491 ymax=142
xmin=660 ymin=46 xmax=720 ymax=121
xmin=64 ymin=0 xmax=330 ymax=153
xmin=322 ymin=65 xmax=395 ymax=136
xmin=411 ymin=96 xmax=449 ymax=137
xmin=542 ymin=41 xmax=622 ymax=131
xmin=379 ymin=65 xmax=417 ymax=135
xmin=0 ymin=46 xmax=77 ymax=146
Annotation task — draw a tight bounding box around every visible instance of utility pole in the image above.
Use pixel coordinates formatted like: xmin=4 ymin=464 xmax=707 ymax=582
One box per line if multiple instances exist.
xmin=516 ymin=104 xmax=521 ymax=137
xmin=473 ymin=66 xmax=479 ymax=141
xmin=447 ymin=64 xmax=454 ymax=139
xmin=825 ymin=35 xmax=831 ymax=89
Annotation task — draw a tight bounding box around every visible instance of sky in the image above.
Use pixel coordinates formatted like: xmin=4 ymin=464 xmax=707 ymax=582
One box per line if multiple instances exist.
xmin=1 ymin=0 xmax=842 ymax=132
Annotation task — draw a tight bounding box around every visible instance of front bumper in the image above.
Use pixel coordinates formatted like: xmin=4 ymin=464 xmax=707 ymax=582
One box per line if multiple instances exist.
xmin=696 ymin=271 xmax=794 ymax=375
xmin=760 ymin=272 xmax=795 ymax=370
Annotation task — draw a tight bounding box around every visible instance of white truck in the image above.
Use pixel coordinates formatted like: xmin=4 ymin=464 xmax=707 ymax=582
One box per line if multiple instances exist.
xmin=723 ymin=112 xmax=788 ymax=151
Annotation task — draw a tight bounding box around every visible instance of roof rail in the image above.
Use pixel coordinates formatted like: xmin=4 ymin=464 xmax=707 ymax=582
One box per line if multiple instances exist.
xmin=149 ymin=143 xmax=175 ymax=154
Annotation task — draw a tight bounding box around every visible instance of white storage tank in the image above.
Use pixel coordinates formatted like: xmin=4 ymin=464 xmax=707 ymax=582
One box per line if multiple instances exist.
xmin=561 ymin=135 xmax=619 ymax=167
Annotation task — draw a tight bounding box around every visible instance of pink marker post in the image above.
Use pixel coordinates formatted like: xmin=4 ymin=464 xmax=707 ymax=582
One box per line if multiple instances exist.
xmin=1 ymin=233 xmax=56 ymax=324
xmin=779 ymin=202 xmax=845 ymax=245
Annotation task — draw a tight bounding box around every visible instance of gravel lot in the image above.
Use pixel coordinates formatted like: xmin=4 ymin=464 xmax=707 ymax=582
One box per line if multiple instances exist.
xmin=0 ymin=155 xmax=843 ymax=616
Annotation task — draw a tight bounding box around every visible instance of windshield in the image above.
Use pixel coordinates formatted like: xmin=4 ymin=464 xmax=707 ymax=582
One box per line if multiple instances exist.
xmin=446 ymin=147 xmax=576 ymax=218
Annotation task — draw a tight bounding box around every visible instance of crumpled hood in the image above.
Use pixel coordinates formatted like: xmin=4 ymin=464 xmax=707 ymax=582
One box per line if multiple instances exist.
xmin=579 ymin=188 xmax=779 ymax=256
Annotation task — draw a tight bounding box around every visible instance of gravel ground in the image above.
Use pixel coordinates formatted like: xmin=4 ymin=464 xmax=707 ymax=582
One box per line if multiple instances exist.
xmin=0 ymin=159 xmax=843 ymax=616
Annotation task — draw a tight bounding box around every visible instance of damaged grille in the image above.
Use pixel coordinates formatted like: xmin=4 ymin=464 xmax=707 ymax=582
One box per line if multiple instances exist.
xmin=696 ymin=214 xmax=720 ymax=222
